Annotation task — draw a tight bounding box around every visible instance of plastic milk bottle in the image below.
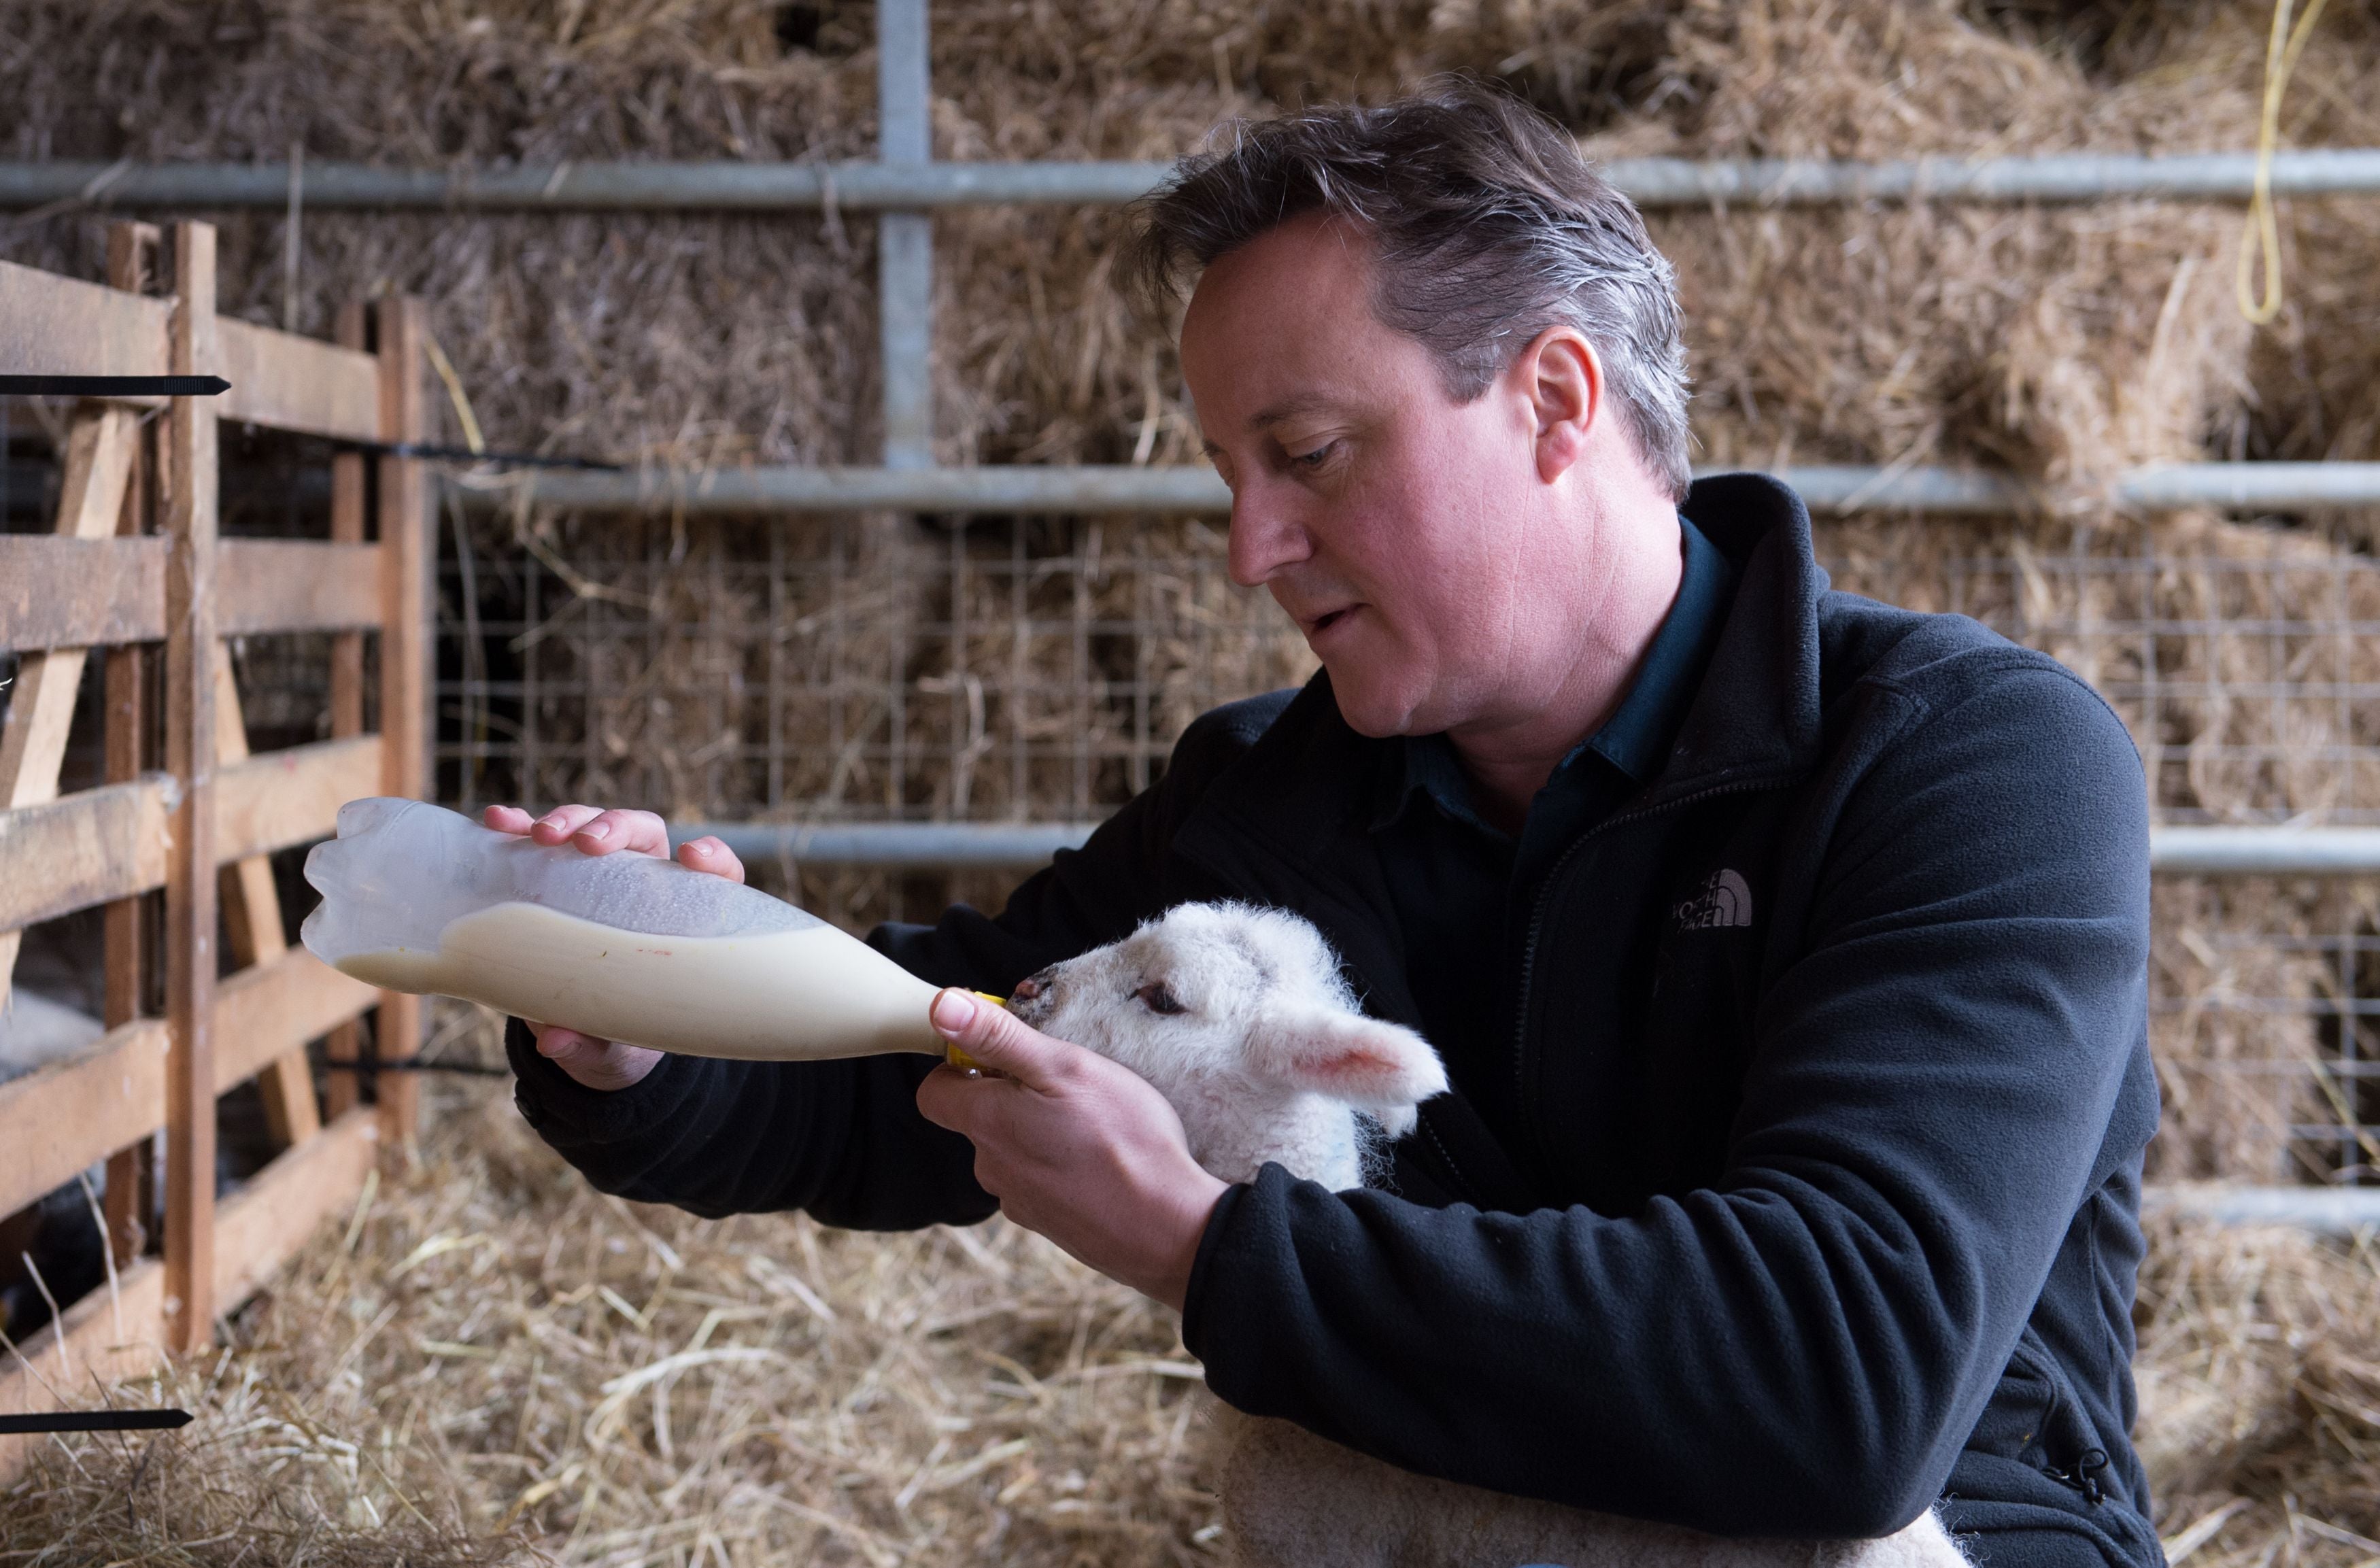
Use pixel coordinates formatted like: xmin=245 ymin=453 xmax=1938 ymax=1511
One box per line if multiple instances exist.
xmin=302 ymin=798 xmax=953 ymax=1060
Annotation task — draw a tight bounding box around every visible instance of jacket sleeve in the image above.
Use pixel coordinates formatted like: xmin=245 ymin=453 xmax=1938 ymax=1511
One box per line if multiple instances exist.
xmin=1180 ymin=662 xmax=2152 ymax=1537
xmin=504 ymin=696 xmax=1276 ymax=1228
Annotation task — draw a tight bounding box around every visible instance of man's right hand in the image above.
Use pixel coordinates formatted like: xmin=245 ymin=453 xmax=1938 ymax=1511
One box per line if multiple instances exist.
xmin=483 ymin=802 xmax=747 ymax=1092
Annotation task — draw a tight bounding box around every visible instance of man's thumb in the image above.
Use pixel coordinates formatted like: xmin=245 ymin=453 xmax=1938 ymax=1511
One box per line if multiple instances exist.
xmin=930 ymin=989 xmax=1058 ymax=1082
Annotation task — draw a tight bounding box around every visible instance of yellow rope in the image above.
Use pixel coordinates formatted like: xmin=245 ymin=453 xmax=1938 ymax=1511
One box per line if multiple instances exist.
xmin=2235 ymin=0 xmax=2331 ymax=326
xmin=421 ymin=330 xmax=486 ymax=456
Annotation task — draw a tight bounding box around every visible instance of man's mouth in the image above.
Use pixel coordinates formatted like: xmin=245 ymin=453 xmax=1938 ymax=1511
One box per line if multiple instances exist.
xmin=1306 ymin=606 xmax=1357 ymax=638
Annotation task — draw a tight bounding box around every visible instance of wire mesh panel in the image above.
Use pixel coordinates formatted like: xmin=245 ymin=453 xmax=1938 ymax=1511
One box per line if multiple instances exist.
xmin=435 ymin=506 xmax=1312 ymax=825
xmin=1827 ymin=521 xmax=2380 ymax=1185
xmin=436 ymin=507 xmax=2380 ymax=1184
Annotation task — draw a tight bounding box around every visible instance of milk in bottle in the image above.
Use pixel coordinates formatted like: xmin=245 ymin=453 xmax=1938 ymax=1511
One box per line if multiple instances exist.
xmin=301 ymin=798 xmax=945 ymax=1060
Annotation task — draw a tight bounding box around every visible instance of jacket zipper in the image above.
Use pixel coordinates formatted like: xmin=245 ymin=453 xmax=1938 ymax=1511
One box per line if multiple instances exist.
xmin=1509 ymin=772 xmax=1797 ymax=1176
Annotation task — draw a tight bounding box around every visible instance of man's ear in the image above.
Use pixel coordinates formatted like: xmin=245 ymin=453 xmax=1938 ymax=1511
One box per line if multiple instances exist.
xmin=1244 ymin=1008 xmax=1448 ymax=1117
xmin=1519 ymin=324 xmax=1601 ymax=484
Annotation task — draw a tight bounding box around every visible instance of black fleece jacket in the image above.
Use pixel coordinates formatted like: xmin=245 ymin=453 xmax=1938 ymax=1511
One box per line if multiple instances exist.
xmin=507 ymin=474 xmax=2162 ymax=1567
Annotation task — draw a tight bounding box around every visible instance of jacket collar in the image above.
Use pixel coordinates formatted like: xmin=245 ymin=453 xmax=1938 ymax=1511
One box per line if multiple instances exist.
xmin=1655 ymin=470 xmax=1829 ymax=800
xmin=1168 ymin=471 xmax=1825 ymax=992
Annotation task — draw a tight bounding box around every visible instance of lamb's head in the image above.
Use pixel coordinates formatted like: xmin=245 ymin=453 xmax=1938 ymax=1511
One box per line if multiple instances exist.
xmin=1007 ymin=902 xmax=1447 ymax=1189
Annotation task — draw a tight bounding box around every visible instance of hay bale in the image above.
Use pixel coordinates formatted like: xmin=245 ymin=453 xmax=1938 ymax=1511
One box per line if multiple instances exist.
xmin=2136 ymin=1216 xmax=2380 ymax=1567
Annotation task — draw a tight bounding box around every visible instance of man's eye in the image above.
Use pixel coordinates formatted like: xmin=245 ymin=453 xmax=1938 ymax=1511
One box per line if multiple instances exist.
xmin=1136 ymin=983 xmax=1187 ymax=1016
xmin=1289 ymin=441 xmax=1338 ymax=470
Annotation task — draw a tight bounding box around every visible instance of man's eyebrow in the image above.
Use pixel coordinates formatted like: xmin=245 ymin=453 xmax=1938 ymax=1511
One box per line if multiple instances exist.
xmin=1200 ymin=397 xmax=1345 ymax=456
xmin=1246 ymin=395 xmax=1339 ymax=429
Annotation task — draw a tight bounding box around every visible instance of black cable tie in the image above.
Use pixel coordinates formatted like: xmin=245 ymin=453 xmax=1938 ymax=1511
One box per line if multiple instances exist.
xmin=0 ymin=1409 xmax=192 ymax=1435
xmin=0 ymin=375 xmax=229 ymax=398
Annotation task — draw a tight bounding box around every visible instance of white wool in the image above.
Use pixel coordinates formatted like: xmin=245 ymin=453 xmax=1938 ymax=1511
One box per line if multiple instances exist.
xmin=0 ymin=989 xmax=104 ymax=1087
xmin=1008 ymin=901 xmax=1447 ymax=1191
xmin=1019 ymin=902 xmax=1971 ymax=1568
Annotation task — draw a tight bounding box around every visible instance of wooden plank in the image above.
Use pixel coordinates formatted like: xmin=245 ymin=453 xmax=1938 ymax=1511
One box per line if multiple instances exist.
xmin=0 ymin=256 xmax=171 ymax=384
xmin=211 ymin=1108 xmax=377 ymax=1318
xmin=213 ymin=735 xmax=381 ymax=863
xmin=0 ymin=1110 xmax=377 ymax=1484
xmin=215 ymin=316 xmax=379 ymax=442
xmin=0 ymin=413 xmax=141 ymax=797
xmin=213 ymin=950 xmax=375 ymax=1097
xmin=0 ymin=405 xmax=142 ymax=1003
xmin=218 ymin=539 xmax=381 ymax=635
xmin=0 ymin=738 xmax=380 ymax=935
xmin=0 ymin=536 xmax=167 ymax=655
xmin=0 ymin=954 xmax=372 ymax=1224
xmin=163 ymin=220 xmax=220 ymax=1355
xmin=0 ymin=778 xmax=173 ymax=932
xmin=325 ymin=301 xmax=369 ymax=1119
xmin=0 ymin=1018 xmax=169 ymax=1227
xmin=375 ymin=296 xmax=429 ymax=1153
xmin=0 ymin=1253 xmax=169 ymax=1482
xmin=0 ymin=433 xmax=139 ymax=765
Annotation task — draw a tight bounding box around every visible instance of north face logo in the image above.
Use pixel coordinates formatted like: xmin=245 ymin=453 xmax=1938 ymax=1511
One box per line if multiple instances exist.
xmin=1675 ymin=869 xmax=1755 ymax=930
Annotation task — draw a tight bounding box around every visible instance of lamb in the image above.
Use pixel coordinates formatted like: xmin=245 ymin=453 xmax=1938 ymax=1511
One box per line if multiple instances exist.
xmin=1007 ymin=900 xmax=1969 ymax=1568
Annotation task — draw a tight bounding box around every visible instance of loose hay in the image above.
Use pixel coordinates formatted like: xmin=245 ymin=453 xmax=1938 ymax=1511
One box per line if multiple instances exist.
xmin=7 ymin=1068 xmax=2379 ymax=1565
xmin=2136 ymin=1217 xmax=2380 ymax=1568
xmin=2 ymin=1045 xmax=1222 ymax=1566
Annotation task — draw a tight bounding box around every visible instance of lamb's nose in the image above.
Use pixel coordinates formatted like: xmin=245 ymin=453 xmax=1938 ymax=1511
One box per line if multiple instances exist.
xmin=1010 ymin=976 xmax=1043 ymax=1002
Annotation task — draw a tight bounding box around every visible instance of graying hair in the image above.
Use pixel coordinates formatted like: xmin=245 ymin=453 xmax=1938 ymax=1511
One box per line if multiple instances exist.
xmin=1130 ymin=82 xmax=1693 ymax=501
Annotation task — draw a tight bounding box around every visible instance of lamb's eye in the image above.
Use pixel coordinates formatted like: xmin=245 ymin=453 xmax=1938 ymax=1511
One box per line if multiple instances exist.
xmin=1136 ymin=983 xmax=1187 ymax=1017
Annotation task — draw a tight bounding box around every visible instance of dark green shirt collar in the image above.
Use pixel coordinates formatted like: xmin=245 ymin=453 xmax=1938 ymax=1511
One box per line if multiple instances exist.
xmin=1372 ymin=515 xmax=1737 ymax=836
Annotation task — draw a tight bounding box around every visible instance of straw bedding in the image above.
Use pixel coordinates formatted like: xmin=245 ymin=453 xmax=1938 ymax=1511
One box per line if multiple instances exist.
xmin=5 ymin=0 xmax=2380 ymax=1561
xmin=3 ymin=1063 xmax=2377 ymax=1566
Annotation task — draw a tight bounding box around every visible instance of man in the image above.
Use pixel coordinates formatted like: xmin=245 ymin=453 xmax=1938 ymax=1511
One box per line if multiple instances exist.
xmin=492 ymin=86 xmax=2161 ymax=1567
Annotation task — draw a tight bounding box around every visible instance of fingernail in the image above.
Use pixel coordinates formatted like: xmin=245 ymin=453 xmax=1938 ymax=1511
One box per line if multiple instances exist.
xmin=932 ymin=989 xmax=977 ymax=1038
xmin=581 ymin=823 xmax=610 ymax=841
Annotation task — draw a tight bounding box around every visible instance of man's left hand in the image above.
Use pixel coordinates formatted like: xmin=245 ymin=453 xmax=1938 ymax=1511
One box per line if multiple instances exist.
xmin=915 ymin=990 xmax=1228 ymax=1312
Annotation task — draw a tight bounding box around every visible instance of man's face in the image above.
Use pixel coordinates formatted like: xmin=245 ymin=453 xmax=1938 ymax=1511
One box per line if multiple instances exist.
xmin=1180 ymin=214 xmax=1570 ymax=739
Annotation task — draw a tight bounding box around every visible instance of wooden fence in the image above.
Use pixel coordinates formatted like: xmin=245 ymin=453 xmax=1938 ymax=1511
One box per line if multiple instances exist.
xmin=0 ymin=220 xmax=426 ymax=1463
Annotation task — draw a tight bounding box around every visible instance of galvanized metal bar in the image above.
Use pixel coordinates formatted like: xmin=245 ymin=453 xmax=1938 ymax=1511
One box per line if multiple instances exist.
xmin=672 ymin=819 xmax=1097 ymax=867
xmin=877 ymin=0 xmax=934 ymax=470
xmin=8 ymin=148 xmax=2380 ymax=214
xmin=1609 ymin=148 xmax=2380 ymax=205
xmin=2143 ymin=1184 xmax=2380 ymax=1233
xmin=1774 ymin=465 xmax=2031 ymax=513
xmin=667 ymin=821 xmax=2380 ymax=872
xmin=2115 ymin=462 xmax=2380 ymax=510
xmin=0 ymin=160 xmax=1171 ymax=210
xmin=456 ymin=462 xmax=2380 ymax=517
xmin=2148 ymin=826 xmax=2380 ymax=875
xmin=477 ymin=464 xmax=1231 ymax=514
xmin=879 ymin=222 xmax=932 ymax=467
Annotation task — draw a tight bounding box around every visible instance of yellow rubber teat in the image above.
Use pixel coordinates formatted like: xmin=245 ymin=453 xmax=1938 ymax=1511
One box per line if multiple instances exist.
xmin=943 ymin=991 xmax=1009 ymax=1074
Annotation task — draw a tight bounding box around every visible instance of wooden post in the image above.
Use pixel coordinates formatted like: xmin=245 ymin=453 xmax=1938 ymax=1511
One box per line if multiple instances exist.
xmin=103 ymin=220 xmax=160 ymax=1267
xmin=323 ymin=301 xmax=369 ymax=1120
xmin=163 ymin=221 xmax=220 ymax=1353
xmin=372 ymin=296 xmax=427 ymax=1157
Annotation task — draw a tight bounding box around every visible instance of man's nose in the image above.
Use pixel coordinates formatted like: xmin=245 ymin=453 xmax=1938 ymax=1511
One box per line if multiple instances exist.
xmin=1226 ymin=479 xmax=1312 ymax=589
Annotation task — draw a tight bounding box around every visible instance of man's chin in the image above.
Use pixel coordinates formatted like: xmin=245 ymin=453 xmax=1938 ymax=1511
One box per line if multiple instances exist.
xmin=1321 ymin=668 xmax=1431 ymax=739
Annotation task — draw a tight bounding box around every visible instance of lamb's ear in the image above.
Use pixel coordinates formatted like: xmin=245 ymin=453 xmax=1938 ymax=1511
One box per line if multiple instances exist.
xmin=1244 ymin=1008 xmax=1448 ymax=1117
